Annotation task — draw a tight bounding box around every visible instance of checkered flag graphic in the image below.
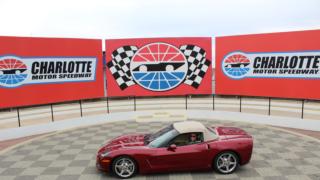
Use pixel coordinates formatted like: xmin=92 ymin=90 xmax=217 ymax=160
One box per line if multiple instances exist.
xmin=180 ymin=45 xmax=211 ymax=88
xmin=107 ymin=46 xmax=138 ymax=90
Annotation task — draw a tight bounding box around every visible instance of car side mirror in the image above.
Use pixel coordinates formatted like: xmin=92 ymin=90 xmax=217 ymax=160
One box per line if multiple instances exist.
xmin=168 ymin=144 xmax=177 ymax=151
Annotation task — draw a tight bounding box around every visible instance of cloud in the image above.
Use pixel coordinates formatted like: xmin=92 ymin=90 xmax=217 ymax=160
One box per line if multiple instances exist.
xmin=0 ymin=0 xmax=319 ymax=67
xmin=0 ymin=0 xmax=319 ymax=38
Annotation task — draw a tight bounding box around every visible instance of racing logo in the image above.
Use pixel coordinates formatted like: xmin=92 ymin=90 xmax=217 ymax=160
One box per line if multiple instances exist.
xmin=107 ymin=42 xmax=211 ymax=91
xmin=0 ymin=55 xmax=97 ymax=88
xmin=222 ymin=52 xmax=251 ymax=79
xmin=222 ymin=51 xmax=320 ymax=79
xmin=0 ymin=57 xmax=28 ymax=87
xmin=130 ymin=43 xmax=188 ymax=91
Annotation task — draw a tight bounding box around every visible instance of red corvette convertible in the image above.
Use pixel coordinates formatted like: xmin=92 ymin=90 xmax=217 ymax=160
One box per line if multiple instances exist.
xmin=96 ymin=121 xmax=253 ymax=178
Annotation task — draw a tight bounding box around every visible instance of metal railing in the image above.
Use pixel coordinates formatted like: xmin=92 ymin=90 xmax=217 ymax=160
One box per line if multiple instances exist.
xmin=0 ymin=94 xmax=319 ymax=130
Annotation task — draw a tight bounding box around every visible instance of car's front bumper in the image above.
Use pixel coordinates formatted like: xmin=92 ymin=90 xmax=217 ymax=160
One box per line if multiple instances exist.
xmin=96 ymin=155 xmax=111 ymax=172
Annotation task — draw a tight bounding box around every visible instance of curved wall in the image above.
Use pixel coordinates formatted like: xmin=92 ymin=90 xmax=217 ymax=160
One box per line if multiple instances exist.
xmin=0 ymin=95 xmax=319 ymax=130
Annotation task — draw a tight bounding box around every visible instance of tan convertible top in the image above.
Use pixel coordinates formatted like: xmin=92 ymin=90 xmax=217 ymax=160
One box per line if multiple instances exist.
xmin=173 ymin=121 xmax=206 ymax=133
xmin=173 ymin=121 xmax=218 ymax=141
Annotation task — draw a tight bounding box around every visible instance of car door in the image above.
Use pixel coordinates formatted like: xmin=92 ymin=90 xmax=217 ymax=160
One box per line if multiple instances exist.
xmin=172 ymin=142 xmax=210 ymax=170
xmin=147 ymin=132 xmax=210 ymax=171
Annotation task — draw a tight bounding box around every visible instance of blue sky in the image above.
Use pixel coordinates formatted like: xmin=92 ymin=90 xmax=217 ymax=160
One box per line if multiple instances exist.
xmin=0 ymin=0 xmax=319 ymax=66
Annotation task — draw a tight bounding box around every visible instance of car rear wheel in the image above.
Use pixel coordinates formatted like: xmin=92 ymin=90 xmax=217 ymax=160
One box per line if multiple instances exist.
xmin=213 ymin=151 xmax=238 ymax=174
xmin=112 ymin=156 xmax=137 ymax=179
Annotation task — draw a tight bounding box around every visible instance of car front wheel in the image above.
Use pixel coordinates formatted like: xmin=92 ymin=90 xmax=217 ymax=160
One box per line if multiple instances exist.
xmin=112 ymin=156 xmax=137 ymax=179
xmin=213 ymin=151 xmax=239 ymax=174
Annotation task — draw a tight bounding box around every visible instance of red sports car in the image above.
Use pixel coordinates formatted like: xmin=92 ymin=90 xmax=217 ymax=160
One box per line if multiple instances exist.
xmin=96 ymin=121 xmax=253 ymax=179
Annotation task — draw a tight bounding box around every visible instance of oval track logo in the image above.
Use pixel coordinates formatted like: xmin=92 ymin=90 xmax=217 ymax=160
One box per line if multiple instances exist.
xmin=130 ymin=43 xmax=188 ymax=91
xmin=222 ymin=53 xmax=251 ymax=79
xmin=0 ymin=57 xmax=28 ymax=87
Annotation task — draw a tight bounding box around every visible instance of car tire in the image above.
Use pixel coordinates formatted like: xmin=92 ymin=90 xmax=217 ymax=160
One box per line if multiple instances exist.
xmin=112 ymin=156 xmax=137 ymax=179
xmin=213 ymin=151 xmax=239 ymax=174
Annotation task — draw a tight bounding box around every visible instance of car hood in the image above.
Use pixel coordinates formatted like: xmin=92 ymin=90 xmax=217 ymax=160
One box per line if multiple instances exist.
xmin=215 ymin=127 xmax=251 ymax=139
xmin=98 ymin=133 xmax=146 ymax=153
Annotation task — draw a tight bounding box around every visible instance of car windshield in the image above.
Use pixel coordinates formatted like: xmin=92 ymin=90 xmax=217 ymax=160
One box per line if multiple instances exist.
xmin=145 ymin=124 xmax=174 ymax=144
xmin=148 ymin=129 xmax=179 ymax=148
xmin=206 ymin=126 xmax=219 ymax=140
xmin=206 ymin=126 xmax=217 ymax=135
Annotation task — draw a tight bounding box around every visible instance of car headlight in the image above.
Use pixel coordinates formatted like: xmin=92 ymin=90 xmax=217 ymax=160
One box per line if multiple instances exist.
xmin=100 ymin=151 xmax=110 ymax=158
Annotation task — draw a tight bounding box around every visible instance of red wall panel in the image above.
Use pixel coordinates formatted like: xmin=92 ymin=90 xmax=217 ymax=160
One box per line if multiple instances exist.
xmin=105 ymin=37 xmax=212 ymax=97
xmin=216 ymin=29 xmax=320 ymax=100
xmin=0 ymin=36 xmax=104 ymax=108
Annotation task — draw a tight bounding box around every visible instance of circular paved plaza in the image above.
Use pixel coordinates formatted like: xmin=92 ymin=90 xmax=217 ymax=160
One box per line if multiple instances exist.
xmin=0 ymin=119 xmax=320 ymax=180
